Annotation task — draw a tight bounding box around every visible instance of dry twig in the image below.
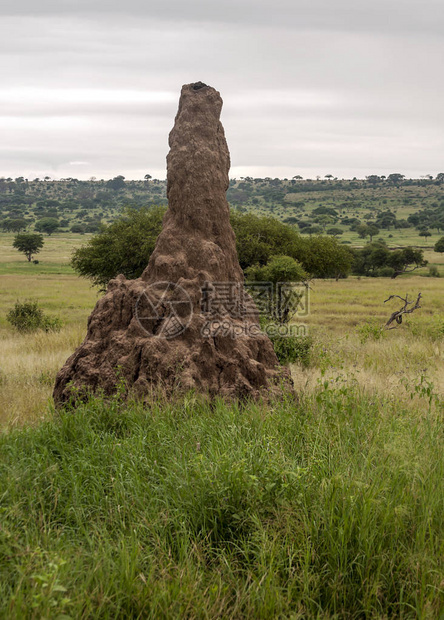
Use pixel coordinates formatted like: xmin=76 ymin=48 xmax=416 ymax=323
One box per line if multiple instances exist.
xmin=384 ymin=292 xmax=422 ymax=329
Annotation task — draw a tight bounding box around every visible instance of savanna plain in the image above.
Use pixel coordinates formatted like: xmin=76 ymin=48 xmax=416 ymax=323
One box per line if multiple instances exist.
xmin=0 ymin=235 xmax=443 ymax=618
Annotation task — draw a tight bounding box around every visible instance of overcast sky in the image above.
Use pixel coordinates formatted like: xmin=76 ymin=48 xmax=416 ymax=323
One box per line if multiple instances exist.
xmin=1 ymin=0 xmax=443 ymax=180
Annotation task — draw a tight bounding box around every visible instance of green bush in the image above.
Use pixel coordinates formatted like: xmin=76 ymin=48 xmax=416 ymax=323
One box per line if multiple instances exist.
xmin=7 ymin=300 xmax=62 ymax=333
xmin=246 ymin=255 xmax=308 ymax=285
xmin=375 ymin=266 xmax=395 ymax=277
xmin=71 ymin=206 xmax=165 ymax=289
xmin=357 ymin=319 xmax=384 ymax=344
xmin=433 ymin=236 xmax=444 ymax=253
xmin=270 ymin=333 xmax=312 ymax=366
xmin=262 ymin=319 xmax=312 ymax=366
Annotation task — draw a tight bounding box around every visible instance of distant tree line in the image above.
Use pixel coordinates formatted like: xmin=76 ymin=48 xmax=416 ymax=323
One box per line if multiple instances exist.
xmin=1 ymin=174 xmax=443 ymax=240
xmin=70 ymin=207 xmax=427 ymax=289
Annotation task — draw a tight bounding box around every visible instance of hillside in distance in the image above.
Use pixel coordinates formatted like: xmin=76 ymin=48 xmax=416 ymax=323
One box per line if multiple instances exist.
xmin=1 ymin=174 xmax=443 ymax=247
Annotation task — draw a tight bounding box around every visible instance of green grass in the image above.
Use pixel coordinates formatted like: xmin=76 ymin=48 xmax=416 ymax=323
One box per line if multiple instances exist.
xmin=0 ymin=387 xmax=442 ymax=618
xmin=0 ymin=274 xmax=97 ymax=328
xmin=1 ymin=231 xmax=443 ymax=616
xmin=0 ymin=262 xmax=75 ymax=276
xmin=0 ymin=232 xmax=89 ymax=276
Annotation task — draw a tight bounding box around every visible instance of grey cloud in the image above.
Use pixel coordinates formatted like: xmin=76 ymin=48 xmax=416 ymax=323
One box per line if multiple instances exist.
xmin=0 ymin=100 xmax=176 ymax=119
xmin=0 ymin=2 xmax=443 ymax=180
xmin=3 ymin=0 xmax=444 ymax=36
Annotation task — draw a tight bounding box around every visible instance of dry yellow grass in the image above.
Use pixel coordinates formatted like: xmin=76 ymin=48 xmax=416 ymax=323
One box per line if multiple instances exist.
xmin=292 ymin=275 xmax=444 ymax=402
xmin=0 ymin=327 xmax=86 ymax=425
xmin=0 ymin=274 xmax=97 ymax=425
xmin=305 ymin=275 xmax=443 ymax=330
xmin=1 ymin=273 xmax=444 ymax=426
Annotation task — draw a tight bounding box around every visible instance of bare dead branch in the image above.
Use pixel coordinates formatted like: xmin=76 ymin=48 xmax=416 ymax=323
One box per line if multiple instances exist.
xmin=384 ymin=292 xmax=422 ymax=329
xmin=391 ymin=265 xmax=424 ymax=279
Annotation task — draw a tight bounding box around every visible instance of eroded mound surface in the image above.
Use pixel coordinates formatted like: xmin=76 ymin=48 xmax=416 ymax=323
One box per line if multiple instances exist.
xmin=53 ymin=83 xmax=293 ymax=404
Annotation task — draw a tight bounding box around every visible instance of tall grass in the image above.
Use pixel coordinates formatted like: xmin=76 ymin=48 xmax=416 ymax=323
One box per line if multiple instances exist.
xmin=0 ymin=273 xmax=97 ymax=425
xmin=0 ymin=325 xmax=86 ymax=426
xmin=0 ymin=386 xmax=442 ymax=618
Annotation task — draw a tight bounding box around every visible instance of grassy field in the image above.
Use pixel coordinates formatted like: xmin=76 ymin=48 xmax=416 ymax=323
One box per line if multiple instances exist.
xmin=0 ymin=232 xmax=88 ymax=275
xmin=1 ymin=389 xmax=442 ymax=618
xmin=0 ymin=238 xmax=443 ymax=617
xmin=2 ymin=271 xmax=444 ymax=425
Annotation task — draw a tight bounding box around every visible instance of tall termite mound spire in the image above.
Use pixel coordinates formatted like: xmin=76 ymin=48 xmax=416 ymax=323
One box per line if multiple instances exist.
xmin=53 ymin=83 xmax=293 ymax=405
xmin=144 ymin=82 xmax=242 ymax=285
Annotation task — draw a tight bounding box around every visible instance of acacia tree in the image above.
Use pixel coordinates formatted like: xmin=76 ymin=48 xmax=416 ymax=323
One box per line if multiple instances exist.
xmin=387 ymin=173 xmax=405 ymax=186
xmin=106 ymin=175 xmax=126 ymax=190
xmin=13 ymin=233 xmax=44 ymax=262
xmin=326 ymin=227 xmax=343 ymax=237
xmin=71 ymin=207 xmax=165 ymax=289
xmin=352 ymin=243 xmax=427 ymax=278
xmin=35 ymin=217 xmax=59 ymax=235
xmin=367 ymin=225 xmax=380 ymax=241
xmin=357 ymin=224 xmax=380 ymax=242
xmin=389 ymin=248 xmax=427 ymax=278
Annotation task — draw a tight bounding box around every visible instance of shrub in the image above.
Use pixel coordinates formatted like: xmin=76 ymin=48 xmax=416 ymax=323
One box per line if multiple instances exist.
xmin=7 ymin=300 xmax=62 ymax=333
xmin=375 ymin=266 xmax=395 ymax=277
xmin=262 ymin=319 xmax=312 ymax=366
xmin=271 ymin=334 xmax=312 ymax=366
xmin=357 ymin=320 xmax=384 ymax=344
xmin=70 ymin=224 xmax=86 ymax=234
xmin=246 ymin=255 xmax=308 ymax=287
xmin=428 ymin=265 xmax=440 ymax=277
